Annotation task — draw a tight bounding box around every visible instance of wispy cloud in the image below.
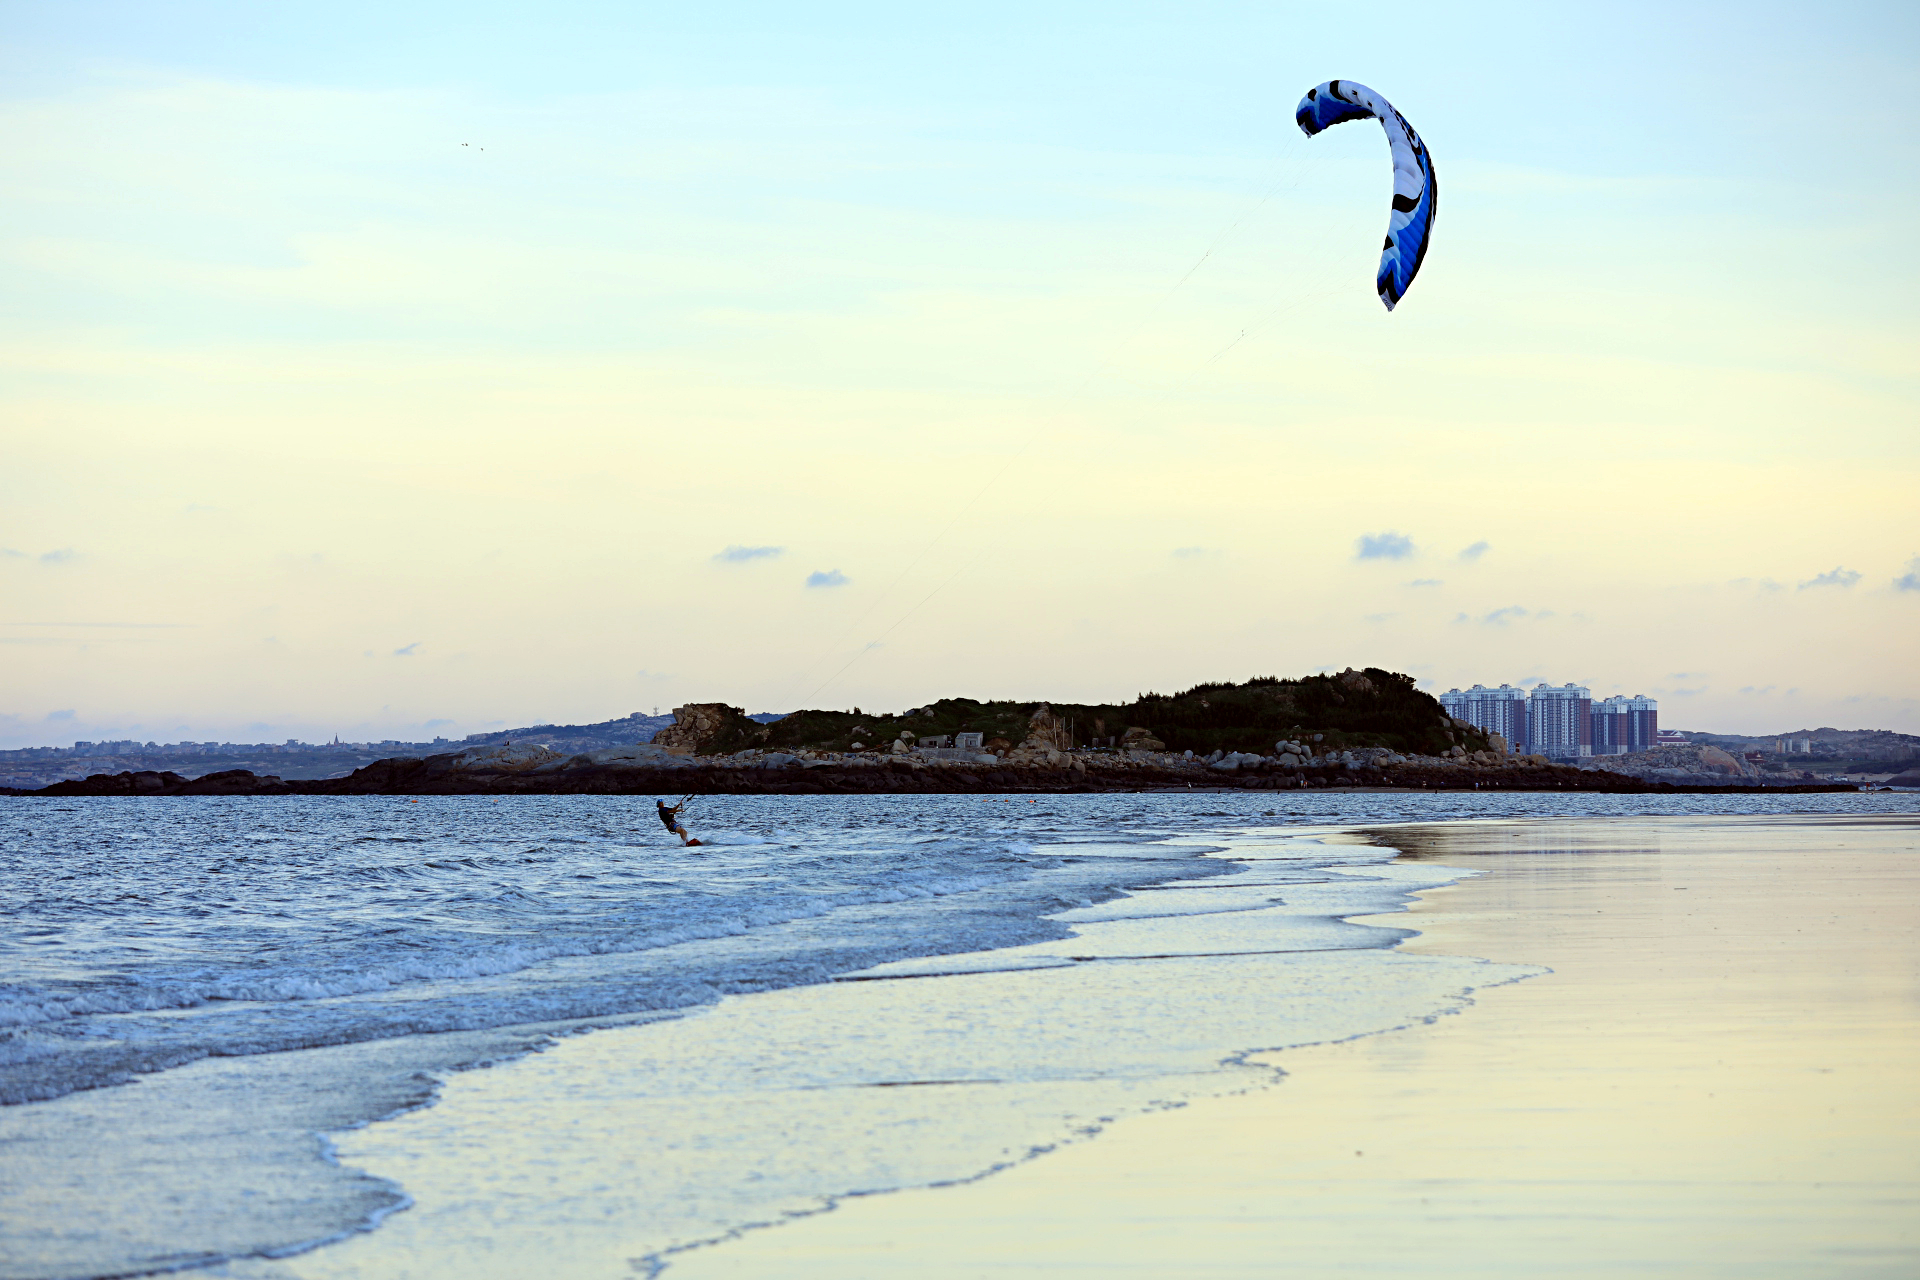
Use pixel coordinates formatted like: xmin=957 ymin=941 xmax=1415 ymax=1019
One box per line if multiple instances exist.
xmin=806 ymin=569 xmax=849 ymax=588
xmin=1170 ymin=546 xmax=1211 ymax=559
xmin=1355 ymin=531 xmax=1414 ymax=561
xmin=714 ymin=545 xmax=784 ymax=563
xmin=45 ymin=709 xmax=75 ymax=722
xmin=1895 ymin=556 xmax=1920 ymax=592
xmin=1798 ymin=567 xmax=1861 ymax=590
xmin=1457 ymin=541 xmax=1490 ymax=562
xmin=38 ymin=549 xmax=76 ymax=565
xmin=394 ymin=642 xmax=421 ymax=656
xmin=0 ymin=548 xmax=22 ymax=559
xmin=1729 ymin=576 xmax=1784 ymax=592
xmin=1406 ymin=578 xmax=1442 ymax=588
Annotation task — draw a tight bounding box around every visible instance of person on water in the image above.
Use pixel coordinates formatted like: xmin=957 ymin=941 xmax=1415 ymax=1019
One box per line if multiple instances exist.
xmin=656 ymin=798 xmax=696 ymax=846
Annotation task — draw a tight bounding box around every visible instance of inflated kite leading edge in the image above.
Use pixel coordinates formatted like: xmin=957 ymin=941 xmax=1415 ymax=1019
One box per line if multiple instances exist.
xmin=1296 ymin=81 xmax=1436 ymax=311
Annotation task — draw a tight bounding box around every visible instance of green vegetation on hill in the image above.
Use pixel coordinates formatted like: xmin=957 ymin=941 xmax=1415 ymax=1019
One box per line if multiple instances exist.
xmin=749 ymin=669 xmax=1484 ymax=757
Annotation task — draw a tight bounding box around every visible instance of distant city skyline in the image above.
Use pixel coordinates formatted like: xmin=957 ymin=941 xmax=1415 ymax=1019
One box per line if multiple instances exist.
xmin=1442 ymin=682 xmax=1661 ymax=759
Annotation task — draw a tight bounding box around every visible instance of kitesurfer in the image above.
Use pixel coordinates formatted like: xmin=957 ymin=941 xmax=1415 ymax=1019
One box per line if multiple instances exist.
xmin=656 ymin=798 xmax=698 ymax=847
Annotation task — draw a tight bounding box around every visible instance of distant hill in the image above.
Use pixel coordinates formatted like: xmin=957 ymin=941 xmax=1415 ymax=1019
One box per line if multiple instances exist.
xmin=736 ymin=668 xmax=1479 ymax=757
xmin=456 ymin=711 xmax=787 ymax=754
xmin=1679 ymin=726 xmax=1919 ymax=765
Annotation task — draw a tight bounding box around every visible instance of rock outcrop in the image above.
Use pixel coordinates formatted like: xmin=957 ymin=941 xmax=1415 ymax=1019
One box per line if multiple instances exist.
xmin=651 ymin=704 xmax=768 ymax=755
xmin=1586 ymin=743 xmax=1754 ymax=783
xmin=1016 ymin=705 xmax=1073 ymax=753
xmin=443 ymin=743 xmax=565 ymax=773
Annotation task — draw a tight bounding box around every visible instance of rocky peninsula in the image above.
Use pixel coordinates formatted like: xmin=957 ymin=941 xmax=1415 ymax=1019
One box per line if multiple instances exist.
xmin=13 ymin=669 xmax=1853 ymax=798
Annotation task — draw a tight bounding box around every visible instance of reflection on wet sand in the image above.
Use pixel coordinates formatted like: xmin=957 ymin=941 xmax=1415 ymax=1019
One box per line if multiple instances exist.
xmin=670 ymin=813 xmax=1920 ymax=1280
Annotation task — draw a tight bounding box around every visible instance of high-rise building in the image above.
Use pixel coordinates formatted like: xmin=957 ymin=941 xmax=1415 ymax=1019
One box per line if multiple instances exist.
xmin=1589 ymin=694 xmax=1658 ymax=754
xmin=1529 ymin=682 xmax=1592 ymax=757
xmin=1591 ymin=695 xmax=1630 ymax=755
xmin=1625 ymin=695 xmax=1658 ymax=750
xmin=1439 ymin=684 xmax=1529 ymax=750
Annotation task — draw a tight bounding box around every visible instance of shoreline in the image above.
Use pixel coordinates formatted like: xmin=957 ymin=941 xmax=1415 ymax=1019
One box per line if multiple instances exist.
xmin=9 ymin=800 xmax=1910 ymax=1280
xmin=197 ymin=819 xmax=1512 ymax=1280
xmin=5 ymin=755 xmax=1856 ymax=799
xmin=653 ymin=811 xmax=1920 ymax=1280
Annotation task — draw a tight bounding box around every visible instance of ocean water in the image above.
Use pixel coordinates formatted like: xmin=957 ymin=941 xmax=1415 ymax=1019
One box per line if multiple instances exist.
xmin=1 ymin=789 xmax=1908 ymax=1280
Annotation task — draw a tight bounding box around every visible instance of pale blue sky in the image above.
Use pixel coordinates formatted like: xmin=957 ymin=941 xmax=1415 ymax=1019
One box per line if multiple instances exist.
xmin=2 ymin=1 xmax=1915 ymax=746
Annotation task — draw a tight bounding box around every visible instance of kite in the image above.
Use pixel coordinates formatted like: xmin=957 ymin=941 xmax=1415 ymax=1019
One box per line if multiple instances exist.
xmin=1295 ymin=81 xmax=1436 ymax=310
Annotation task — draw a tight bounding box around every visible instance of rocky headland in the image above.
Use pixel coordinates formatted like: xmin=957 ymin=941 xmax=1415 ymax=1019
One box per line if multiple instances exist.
xmin=15 ymin=674 xmax=1854 ymax=798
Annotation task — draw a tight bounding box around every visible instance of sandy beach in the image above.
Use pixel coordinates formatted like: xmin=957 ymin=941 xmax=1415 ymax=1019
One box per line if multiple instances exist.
xmin=663 ymin=812 xmax=1920 ymax=1278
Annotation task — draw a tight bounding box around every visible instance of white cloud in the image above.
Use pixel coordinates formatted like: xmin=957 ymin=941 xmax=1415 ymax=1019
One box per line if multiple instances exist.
xmin=1355 ymin=532 xmax=1414 ymax=561
xmin=1798 ymin=567 xmax=1861 ymax=590
xmin=714 ymin=545 xmax=783 ymax=563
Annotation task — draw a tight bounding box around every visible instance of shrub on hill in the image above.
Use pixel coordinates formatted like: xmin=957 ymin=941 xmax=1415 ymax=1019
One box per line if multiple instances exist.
xmin=756 ymin=668 xmax=1479 ymax=757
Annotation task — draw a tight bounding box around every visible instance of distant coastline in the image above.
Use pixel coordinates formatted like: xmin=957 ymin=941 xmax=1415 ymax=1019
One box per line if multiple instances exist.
xmin=4 ymin=667 xmax=1896 ymax=797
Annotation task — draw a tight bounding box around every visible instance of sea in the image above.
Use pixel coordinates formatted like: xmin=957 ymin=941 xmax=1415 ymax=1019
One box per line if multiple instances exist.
xmin=2 ymin=789 xmax=1912 ymax=1280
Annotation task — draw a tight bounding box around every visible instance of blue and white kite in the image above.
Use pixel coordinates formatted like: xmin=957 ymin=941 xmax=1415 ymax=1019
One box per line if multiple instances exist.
xmin=1295 ymin=81 xmax=1436 ymax=311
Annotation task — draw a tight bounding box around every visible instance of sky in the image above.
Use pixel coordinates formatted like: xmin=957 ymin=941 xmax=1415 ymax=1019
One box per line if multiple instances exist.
xmin=2 ymin=0 xmax=1916 ymax=748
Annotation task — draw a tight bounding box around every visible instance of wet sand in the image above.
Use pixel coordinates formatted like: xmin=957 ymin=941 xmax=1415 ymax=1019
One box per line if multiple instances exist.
xmin=666 ymin=813 xmax=1920 ymax=1279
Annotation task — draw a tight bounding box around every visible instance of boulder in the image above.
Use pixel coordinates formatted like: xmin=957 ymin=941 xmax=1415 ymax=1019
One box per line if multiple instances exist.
xmin=652 ymin=703 xmax=768 ymax=755
xmin=1697 ymin=745 xmax=1745 ymax=777
xmin=1119 ymin=726 xmax=1166 ymax=751
xmin=446 ymin=743 xmax=565 ymax=773
xmin=1017 ymin=704 xmax=1073 ymax=753
xmin=567 ymin=744 xmax=683 ymax=769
